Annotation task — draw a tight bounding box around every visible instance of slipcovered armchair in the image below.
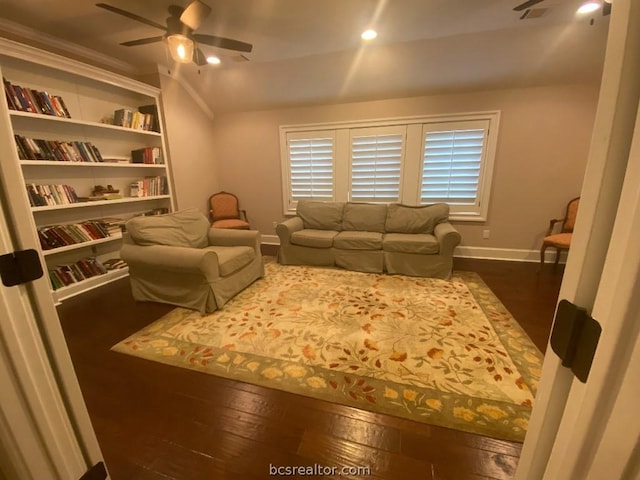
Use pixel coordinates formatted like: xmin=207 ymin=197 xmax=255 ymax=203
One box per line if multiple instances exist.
xmin=121 ymin=208 xmax=264 ymax=313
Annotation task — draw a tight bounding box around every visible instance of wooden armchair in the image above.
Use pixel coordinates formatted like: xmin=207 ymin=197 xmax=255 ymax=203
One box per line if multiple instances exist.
xmin=540 ymin=197 xmax=580 ymax=270
xmin=208 ymin=191 xmax=250 ymax=230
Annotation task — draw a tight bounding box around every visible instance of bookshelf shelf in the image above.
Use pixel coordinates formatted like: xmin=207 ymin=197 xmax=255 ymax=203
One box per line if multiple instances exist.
xmin=31 ymin=195 xmax=172 ymax=212
xmin=0 ymin=40 xmax=175 ymax=303
xmin=42 ymin=234 xmax=123 ymax=256
xmin=20 ymin=160 xmax=167 ymax=169
xmin=9 ymin=110 xmax=162 ymax=136
xmin=52 ymin=267 xmax=130 ymax=304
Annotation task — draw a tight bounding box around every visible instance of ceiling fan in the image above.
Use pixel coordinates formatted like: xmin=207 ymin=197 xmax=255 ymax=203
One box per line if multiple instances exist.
xmin=96 ymin=1 xmax=252 ymax=66
xmin=513 ymin=0 xmax=611 ymax=16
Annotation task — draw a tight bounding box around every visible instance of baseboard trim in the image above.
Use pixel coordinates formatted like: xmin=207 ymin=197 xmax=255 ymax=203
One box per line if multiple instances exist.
xmin=259 ymin=235 xmax=565 ymax=264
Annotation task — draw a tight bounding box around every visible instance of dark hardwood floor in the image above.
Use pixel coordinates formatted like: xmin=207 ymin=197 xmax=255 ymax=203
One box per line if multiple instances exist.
xmin=57 ymin=252 xmax=564 ymax=480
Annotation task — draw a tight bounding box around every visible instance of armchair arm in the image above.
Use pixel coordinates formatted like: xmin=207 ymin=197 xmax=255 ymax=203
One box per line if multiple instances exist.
xmin=207 ymin=228 xmax=261 ymax=250
xmin=434 ymin=222 xmax=462 ymax=256
xmin=276 ymin=217 xmax=304 ymax=245
xmin=545 ymin=218 xmax=565 ymax=236
xmin=121 ymin=243 xmax=220 ymax=278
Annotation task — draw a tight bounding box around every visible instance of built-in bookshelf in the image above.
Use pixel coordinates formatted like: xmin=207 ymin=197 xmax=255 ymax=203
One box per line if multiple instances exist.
xmin=0 ymin=39 xmax=175 ymax=302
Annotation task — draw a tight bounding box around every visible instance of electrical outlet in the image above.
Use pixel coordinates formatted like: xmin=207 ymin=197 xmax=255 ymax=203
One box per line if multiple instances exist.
xmin=482 ymin=229 xmax=490 ymax=239
xmin=272 ymin=221 xmax=278 ymax=228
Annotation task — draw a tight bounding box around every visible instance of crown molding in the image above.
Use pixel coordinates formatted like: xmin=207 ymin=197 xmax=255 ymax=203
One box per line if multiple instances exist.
xmin=157 ymin=64 xmax=215 ymax=120
xmin=0 ymin=18 xmax=139 ymax=76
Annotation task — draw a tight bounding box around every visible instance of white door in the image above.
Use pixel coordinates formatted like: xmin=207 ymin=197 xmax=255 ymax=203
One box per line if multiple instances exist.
xmin=0 ymin=169 xmax=106 ymax=476
xmin=516 ymin=1 xmax=640 ymax=478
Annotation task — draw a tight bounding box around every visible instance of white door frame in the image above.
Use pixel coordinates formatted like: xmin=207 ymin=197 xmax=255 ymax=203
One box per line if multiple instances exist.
xmin=0 ymin=123 xmax=106 ymax=479
xmin=516 ymin=1 xmax=640 ymax=478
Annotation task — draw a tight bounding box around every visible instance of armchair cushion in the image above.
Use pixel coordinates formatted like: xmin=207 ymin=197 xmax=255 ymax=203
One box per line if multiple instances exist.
xmin=385 ymin=203 xmax=449 ymax=234
xmin=127 ymin=208 xmax=209 ymax=248
xmin=205 ymin=246 xmax=255 ymax=276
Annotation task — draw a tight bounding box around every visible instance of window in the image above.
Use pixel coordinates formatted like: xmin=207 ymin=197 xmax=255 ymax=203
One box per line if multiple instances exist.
xmin=350 ymin=127 xmax=405 ymax=203
xmin=282 ymin=131 xmax=335 ymax=210
xmin=421 ymin=120 xmax=490 ymax=216
xmin=280 ymin=112 xmax=499 ymax=220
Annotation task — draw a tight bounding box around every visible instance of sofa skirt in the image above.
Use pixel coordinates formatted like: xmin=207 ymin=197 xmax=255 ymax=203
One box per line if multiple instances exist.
xmin=334 ymin=248 xmax=383 ymax=273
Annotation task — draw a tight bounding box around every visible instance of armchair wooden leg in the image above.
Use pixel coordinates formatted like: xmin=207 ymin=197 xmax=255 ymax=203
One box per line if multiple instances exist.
xmin=539 ymin=245 xmax=548 ymax=272
xmin=554 ymin=248 xmax=561 ymax=269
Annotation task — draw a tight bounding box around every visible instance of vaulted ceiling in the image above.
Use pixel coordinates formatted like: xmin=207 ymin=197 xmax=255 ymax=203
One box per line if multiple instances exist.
xmin=0 ymin=0 xmax=610 ymax=113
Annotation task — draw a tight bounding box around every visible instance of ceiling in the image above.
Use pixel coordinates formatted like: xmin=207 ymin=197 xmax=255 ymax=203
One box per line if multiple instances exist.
xmin=0 ymin=0 xmax=611 ymax=113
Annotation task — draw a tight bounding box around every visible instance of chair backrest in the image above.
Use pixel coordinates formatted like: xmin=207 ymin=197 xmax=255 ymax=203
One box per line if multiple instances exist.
xmin=562 ymin=197 xmax=580 ymax=233
xmin=209 ymin=192 xmax=241 ymax=221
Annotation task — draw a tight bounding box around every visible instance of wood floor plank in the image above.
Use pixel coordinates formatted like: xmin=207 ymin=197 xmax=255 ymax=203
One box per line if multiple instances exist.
xmin=57 ymin=256 xmax=563 ymax=479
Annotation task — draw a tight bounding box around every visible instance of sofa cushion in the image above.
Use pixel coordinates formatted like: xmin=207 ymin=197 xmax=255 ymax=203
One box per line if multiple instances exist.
xmin=385 ymin=203 xmax=450 ymax=234
xmin=206 ymin=246 xmax=255 ymax=276
xmin=383 ymin=233 xmax=439 ymax=254
xmin=342 ymin=203 xmax=388 ymax=233
xmin=297 ymin=200 xmax=345 ymax=231
xmin=127 ymin=208 xmax=209 ymax=248
xmin=291 ymin=229 xmax=338 ymax=248
xmin=334 ymin=231 xmax=383 ymax=250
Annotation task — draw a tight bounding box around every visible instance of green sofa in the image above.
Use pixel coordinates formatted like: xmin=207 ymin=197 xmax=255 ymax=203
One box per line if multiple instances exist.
xmin=276 ymin=200 xmax=461 ymax=279
xmin=121 ymin=208 xmax=264 ymax=313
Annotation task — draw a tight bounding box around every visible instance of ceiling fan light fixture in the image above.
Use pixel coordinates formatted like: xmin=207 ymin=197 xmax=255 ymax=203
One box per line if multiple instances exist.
xmin=577 ymin=1 xmax=601 ymax=14
xmin=206 ymin=55 xmax=221 ymax=65
xmin=167 ymin=34 xmax=194 ymax=63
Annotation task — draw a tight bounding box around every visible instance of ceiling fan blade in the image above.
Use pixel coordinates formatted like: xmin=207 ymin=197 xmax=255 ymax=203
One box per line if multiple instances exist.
xmin=180 ymin=0 xmax=212 ymax=30
xmin=513 ymin=0 xmax=544 ymax=12
xmin=193 ymin=47 xmax=208 ymax=66
xmin=95 ymin=3 xmax=166 ymax=30
xmin=194 ymin=34 xmax=253 ymax=53
xmin=120 ymin=36 xmax=165 ymax=47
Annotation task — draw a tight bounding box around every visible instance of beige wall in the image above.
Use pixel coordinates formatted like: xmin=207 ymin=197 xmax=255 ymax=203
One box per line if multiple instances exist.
xmin=159 ymin=73 xmax=219 ymax=216
xmin=211 ymin=83 xmax=599 ymax=255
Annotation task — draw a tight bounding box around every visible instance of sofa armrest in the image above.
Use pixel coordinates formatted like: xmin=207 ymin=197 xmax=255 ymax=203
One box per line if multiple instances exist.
xmin=207 ymin=228 xmax=261 ymax=250
xmin=121 ymin=243 xmax=220 ymax=278
xmin=276 ymin=217 xmax=304 ymax=245
xmin=434 ymin=222 xmax=461 ymax=256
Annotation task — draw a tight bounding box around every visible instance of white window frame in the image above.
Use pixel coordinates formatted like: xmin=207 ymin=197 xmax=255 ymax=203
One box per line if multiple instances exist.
xmin=279 ymin=111 xmax=500 ymax=221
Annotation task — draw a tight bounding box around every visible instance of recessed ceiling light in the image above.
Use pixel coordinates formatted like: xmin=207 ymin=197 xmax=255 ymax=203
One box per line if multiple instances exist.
xmin=577 ymin=1 xmax=601 ymax=14
xmin=361 ymin=29 xmax=377 ymax=41
xmin=206 ymin=55 xmax=221 ymax=65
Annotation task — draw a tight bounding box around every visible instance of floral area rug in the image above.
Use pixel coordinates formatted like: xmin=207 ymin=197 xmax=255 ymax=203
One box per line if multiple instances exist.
xmin=112 ymin=260 xmax=542 ymax=442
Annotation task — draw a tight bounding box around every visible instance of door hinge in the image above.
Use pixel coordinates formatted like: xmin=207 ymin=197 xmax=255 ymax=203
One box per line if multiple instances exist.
xmin=0 ymin=249 xmax=43 ymax=287
xmin=550 ymin=299 xmax=602 ymax=383
xmin=79 ymin=461 xmax=107 ymax=480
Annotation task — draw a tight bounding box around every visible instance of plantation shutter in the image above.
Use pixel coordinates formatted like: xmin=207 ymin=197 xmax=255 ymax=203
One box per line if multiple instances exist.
xmin=287 ymin=132 xmax=335 ymax=203
xmin=421 ymin=120 xmax=489 ymax=206
xmin=350 ymin=126 xmax=405 ymax=202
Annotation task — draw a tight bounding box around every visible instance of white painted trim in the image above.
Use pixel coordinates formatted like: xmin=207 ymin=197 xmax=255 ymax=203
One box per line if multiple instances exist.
xmin=0 ymin=18 xmax=139 ymax=76
xmin=158 ymin=65 xmax=215 ymax=120
xmin=0 ymin=37 xmax=159 ymax=96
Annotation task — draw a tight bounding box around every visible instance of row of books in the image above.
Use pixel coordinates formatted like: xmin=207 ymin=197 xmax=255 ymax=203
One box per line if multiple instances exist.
xmin=48 ymin=257 xmax=108 ymax=290
xmin=130 ymin=176 xmax=168 ymax=197
xmin=14 ymin=135 xmax=104 ymax=163
xmin=4 ymin=77 xmax=71 ymax=118
xmin=38 ymin=221 xmax=114 ymax=251
xmin=113 ymin=106 xmax=158 ymax=132
xmin=131 ymin=146 xmax=164 ymax=164
xmin=27 ymin=184 xmax=79 ymax=207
